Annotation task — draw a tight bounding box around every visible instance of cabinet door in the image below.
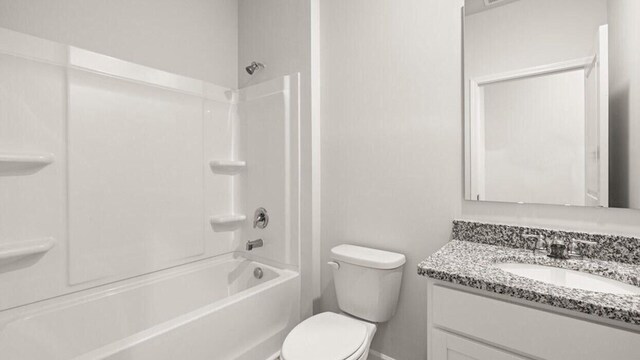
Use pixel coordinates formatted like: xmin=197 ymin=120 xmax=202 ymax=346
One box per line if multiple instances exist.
xmin=432 ymin=329 xmax=529 ymax=360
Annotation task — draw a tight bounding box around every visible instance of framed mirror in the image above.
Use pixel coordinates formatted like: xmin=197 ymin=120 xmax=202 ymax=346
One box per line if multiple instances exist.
xmin=463 ymin=0 xmax=638 ymax=208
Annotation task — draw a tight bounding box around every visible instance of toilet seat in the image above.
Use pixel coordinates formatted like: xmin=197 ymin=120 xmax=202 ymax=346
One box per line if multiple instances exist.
xmin=281 ymin=312 xmax=369 ymax=360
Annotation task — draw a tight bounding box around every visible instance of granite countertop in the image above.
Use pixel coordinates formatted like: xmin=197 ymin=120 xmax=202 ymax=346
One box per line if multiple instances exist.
xmin=418 ymin=239 xmax=640 ymax=325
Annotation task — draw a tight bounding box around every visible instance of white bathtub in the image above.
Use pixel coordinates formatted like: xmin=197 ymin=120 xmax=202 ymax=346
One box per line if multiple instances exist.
xmin=0 ymin=254 xmax=300 ymax=360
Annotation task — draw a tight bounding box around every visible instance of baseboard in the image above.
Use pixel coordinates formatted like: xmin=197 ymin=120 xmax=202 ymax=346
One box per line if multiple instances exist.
xmin=369 ymin=349 xmax=397 ymax=360
xmin=265 ymin=351 xmax=280 ymax=360
xmin=271 ymin=348 xmax=395 ymax=360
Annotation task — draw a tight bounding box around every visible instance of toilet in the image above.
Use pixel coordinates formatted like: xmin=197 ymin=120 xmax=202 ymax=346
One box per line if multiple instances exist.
xmin=281 ymin=245 xmax=406 ymax=360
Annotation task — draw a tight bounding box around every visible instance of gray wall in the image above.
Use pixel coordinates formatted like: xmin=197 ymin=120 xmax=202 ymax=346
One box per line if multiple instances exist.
xmin=319 ymin=1 xmax=640 ymax=359
xmin=319 ymin=1 xmax=464 ymax=359
xmin=0 ymin=0 xmax=238 ymax=87
xmin=465 ymin=0 xmax=607 ymax=78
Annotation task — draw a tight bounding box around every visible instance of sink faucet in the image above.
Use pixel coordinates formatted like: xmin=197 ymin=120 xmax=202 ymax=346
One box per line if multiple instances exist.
xmin=523 ymin=233 xmax=567 ymax=259
xmin=547 ymin=236 xmax=569 ymax=259
xmin=246 ymin=238 xmax=263 ymax=251
xmin=524 ymin=233 xmax=597 ymax=260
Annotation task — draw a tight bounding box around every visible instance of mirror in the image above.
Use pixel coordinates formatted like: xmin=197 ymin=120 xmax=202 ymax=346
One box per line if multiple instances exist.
xmin=464 ymin=0 xmax=639 ymax=208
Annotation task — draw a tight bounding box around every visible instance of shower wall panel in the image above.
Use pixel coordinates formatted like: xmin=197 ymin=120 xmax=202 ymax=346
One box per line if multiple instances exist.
xmin=67 ymin=70 xmax=206 ymax=284
xmin=0 ymin=50 xmax=67 ymax=310
xmin=0 ymin=27 xmax=239 ymax=309
xmin=0 ymin=27 xmax=300 ymax=311
xmin=204 ymin=98 xmax=237 ymax=253
xmin=237 ymin=75 xmax=300 ymax=267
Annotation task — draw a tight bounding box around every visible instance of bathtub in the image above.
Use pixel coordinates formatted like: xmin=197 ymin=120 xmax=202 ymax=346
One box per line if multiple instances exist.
xmin=0 ymin=254 xmax=300 ymax=360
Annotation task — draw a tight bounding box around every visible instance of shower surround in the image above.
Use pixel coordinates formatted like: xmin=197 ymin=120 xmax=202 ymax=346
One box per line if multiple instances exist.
xmin=0 ymin=27 xmax=301 ymax=359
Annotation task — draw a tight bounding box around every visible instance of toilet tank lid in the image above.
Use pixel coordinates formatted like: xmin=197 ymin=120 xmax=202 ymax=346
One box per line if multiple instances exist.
xmin=331 ymin=245 xmax=406 ymax=269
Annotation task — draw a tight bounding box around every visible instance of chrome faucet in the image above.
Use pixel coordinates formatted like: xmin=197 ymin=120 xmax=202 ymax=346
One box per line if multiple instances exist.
xmin=523 ymin=233 xmax=596 ymax=260
xmin=246 ymin=238 xmax=263 ymax=251
xmin=547 ymin=236 xmax=568 ymax=259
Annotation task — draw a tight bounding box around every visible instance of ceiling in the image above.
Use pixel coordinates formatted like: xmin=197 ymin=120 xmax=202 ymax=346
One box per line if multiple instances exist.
xmin=465 ymin=0 xmax=524 ymax=16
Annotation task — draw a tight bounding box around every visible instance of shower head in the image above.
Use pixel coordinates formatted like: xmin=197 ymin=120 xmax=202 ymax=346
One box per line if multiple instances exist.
xmin=245 ymin=61 xmax=265 ymax=75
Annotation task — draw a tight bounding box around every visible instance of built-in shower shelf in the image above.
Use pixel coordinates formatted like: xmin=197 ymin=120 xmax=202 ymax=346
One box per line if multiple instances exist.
xmin=210 ymin=214 xmax=247 ymax=225
xmin=209 ymin=160 xmax=246 ymax=174
xmin=0 ymin=238 xmax=55 ymax=263
xmin=0 ymin=153 xmax=54 ymax=175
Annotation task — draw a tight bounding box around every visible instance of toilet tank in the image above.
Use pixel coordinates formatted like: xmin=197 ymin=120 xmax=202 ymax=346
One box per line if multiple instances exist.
xmin=330 ymin=245 xmax=406 ymax=323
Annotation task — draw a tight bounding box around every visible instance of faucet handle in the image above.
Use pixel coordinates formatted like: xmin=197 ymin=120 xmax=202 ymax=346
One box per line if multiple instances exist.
xmin=523 ymin=233 xmax=544 ymax=242
xmin=568 ymin=238 xmax=597 ymax=259
xmin=253 ymin=207 xmax=269 ymax=229
xmin=523 ymin=233 xmax=547 ymax=254
xmin=570 ymin=238 xmax=598 ymax=246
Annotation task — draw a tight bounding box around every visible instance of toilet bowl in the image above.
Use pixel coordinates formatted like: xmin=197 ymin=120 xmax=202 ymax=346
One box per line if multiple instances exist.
xmin=280 ymin=245 xmax=405 ymax=360
xmin=281 ymin=312 xmax=376 ymax=360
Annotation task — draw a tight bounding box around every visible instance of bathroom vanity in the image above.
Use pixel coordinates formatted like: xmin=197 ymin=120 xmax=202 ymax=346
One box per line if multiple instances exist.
xmin=449 ymin=1 xmax=640 ymax=357
xmin=419 ymin=221 xmax=640 ymax=360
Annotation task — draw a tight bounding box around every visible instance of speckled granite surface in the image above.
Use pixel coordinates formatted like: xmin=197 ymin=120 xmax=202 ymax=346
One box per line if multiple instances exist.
xmin=418 ymin=221 xmax=640 ymax=325
xmin=452 ymin=220 xmax=640 ymax=264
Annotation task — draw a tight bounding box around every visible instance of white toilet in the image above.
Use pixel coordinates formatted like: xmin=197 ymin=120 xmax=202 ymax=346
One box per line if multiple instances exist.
xmin=281 ymin=245 xmax=406 ymax=360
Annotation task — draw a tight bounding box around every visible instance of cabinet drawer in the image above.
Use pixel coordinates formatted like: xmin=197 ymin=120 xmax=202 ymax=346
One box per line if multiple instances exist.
xmin=432 ymin=285 xmax=640 ymax=360
xmin=432 ymin=329 xmax=530 ymax=360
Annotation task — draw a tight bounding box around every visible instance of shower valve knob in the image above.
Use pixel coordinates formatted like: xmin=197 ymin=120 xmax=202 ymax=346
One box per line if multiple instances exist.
xmin=253 ymin=207 xmax=269 ymax=229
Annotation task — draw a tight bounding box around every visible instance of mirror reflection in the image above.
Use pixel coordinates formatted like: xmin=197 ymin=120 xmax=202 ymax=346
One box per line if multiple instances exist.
xmin=464 ymin=0 xmax=638 ymax=208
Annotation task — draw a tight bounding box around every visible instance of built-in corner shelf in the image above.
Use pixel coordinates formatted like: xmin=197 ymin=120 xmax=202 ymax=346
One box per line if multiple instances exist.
xmin=0 ymin=153 xmax=54 ymax=175
xmin=210 ymin=214 xmax=247 ymax=226
xmin=0 ymin=237 xmax=55 ymax=264
xmin=209 ymin=160 xmax=246 ymax=175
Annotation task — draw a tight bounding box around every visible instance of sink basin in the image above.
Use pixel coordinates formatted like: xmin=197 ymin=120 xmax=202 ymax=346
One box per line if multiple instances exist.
xmin=494 ymin=263 xmax=640 ymax=295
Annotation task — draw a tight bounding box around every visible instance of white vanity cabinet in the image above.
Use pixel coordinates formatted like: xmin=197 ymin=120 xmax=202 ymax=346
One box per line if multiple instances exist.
xmin=426 ymin=280 xmax=640 ymax=360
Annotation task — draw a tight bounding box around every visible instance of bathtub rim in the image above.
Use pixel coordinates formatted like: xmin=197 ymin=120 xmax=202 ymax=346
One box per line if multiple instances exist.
xmin=73 ymin=264 xmax=299 ymax=360
xmin=0 ymin=252 xmax=298 ymax=329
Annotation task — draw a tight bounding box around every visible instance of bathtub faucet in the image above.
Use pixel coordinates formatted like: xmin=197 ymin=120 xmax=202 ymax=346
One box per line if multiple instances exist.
xmin=246 ymin=238 xmax=264 ymax=251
